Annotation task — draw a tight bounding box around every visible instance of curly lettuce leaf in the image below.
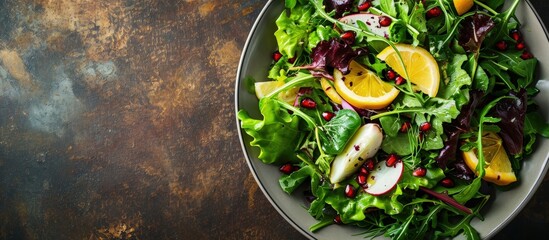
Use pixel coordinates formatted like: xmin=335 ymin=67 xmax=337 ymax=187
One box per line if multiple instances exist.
xmin=237 ymin=98 xmax=304 ymax=164
xmin=275 ymin=4 xmax=314 ymax=58
xmin=325 ymin=185 xmax=404 ymax=222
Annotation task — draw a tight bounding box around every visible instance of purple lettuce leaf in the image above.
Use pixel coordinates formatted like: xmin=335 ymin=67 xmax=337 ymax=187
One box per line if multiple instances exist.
xmin=323 ymin=0 xmax=353 ymax=19
xmin=458 ymin=14 xmax=496 ymax=53
xmin=301 ymin=38 xmax=367 ymax=79
xmin=437 ymin=90 xmax=484 ymax=169
xmin=490 ymin=89 xmax=527 ymax=156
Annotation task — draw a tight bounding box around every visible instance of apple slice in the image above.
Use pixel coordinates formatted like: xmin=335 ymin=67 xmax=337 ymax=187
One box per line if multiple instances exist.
xmin=329 ymin=123 xmax=383 ymax=184
xmin=339 ymin=13 xmax=390 ymax=38
xmin=364 ymin=160 xmax=404 ymax=196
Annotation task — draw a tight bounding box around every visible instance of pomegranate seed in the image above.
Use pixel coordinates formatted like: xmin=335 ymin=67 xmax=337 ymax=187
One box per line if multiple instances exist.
xmin=515 ymin=42 xmax=526 ymax=50
xmin=340 ymin=31 xmax=356 ymax=45
xmin=395 ymin=76 xmax=406 ymax=85
xmin=379 ymin=16 xmax=392 ymax=27
xmin=400 ymin=121 xmax=411 ymax=133
xmin=358 ymin=1 xmax=371 ymax=11
xmin=419 ymin=122 xmax=431 ymax=132
xmin=386 ymin=154 xmax=399 ymax=167
xmin=272 ymin=51 xmax=282 ymax=62
xmin=413 ymin=167 xmax=427 ymax=177
xmin=344 ymin=184 xmax=356 ymax=198
xmin=322 ymin=111 xmax=336 ymax=121
xmin=359 ymin=166 xmax=369 ymax=176
xmin=440 ymin=177 xmax=455 ymax=188
xmin=495 ymin=40 xmax=507 ymax=51
xmin=356 ymin=174 xmax=367 ymax=185
xmin=279 ymin=163 xmax=294 ymax=174
xmin=510 ymin=29 xmax=522 ymax=42
xmin=521 ymin=51 xmax=534 ymax=60
xmin=426 ymin=7 xmax=442 ymax=18
xmin=364 ymin=159 xmax=375 ymax=171
xmin=333 ymin=215 xmax=343 ymax=224
xmin=300 ymin=98 xmax=317 ymax=109
xmin=385 ymin=69 xmax=397 ymax=80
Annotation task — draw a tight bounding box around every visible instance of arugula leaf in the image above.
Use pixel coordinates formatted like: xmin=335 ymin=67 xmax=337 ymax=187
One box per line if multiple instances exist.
xmin=382 ymin=133 xmax=413 ymax=156
xmin=453 ymin=177 xmax=482 ymax=204
xmin=237 ymin=98 xmax=304 ymax=164
xmin=524 ymin=111 xmax=549 ymax=154
xmin=438 ymin=54 xmax=472 ymax=108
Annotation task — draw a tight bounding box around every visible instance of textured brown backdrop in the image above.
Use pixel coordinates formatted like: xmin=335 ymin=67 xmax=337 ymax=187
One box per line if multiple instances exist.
xmin=0 ymin=0 xmax=547 ymax=239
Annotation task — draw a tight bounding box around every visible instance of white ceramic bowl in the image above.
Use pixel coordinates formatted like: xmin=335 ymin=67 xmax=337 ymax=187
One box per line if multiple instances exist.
xmin=235 ymin=1 xmax=549 ymax=239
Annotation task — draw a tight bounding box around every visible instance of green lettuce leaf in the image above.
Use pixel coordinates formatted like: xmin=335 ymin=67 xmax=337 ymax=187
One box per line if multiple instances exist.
xmin=237 ymin=97 xmax=304 ymax=164
xmin=274 ymin=4 xmax=314 ymax=58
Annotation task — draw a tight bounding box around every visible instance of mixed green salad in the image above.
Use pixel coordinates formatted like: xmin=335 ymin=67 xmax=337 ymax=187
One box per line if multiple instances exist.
xmin=238 ymin=0 xmax=549 ymax=239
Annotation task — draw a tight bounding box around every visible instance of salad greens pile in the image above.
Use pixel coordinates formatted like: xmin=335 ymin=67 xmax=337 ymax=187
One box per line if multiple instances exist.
xmin=238 ymin=0 xmax=549 ymax=239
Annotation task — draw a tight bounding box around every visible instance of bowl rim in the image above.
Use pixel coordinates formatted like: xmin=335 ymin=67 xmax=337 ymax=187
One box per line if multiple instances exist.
xmin=234 ymin=0 xmax=549 ymax=239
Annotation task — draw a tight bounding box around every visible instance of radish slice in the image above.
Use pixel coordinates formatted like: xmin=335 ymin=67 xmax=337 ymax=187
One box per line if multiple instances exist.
xmin=339 ymin=13 xmax=390 ymax=38
xmin=364 ymin=160 xmax=404 ymax=196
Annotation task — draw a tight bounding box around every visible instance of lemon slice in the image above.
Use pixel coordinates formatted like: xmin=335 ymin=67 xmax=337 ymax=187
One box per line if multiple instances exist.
xmin=333 ymin=61 xmax=399 ymax=110
xmin=377 ymin=43 xmax=440 ymax=97
xmin=462 ymin=132 xmax=517 ymax=186
xmin=453 ymin=0 xmax=474 ymax=15
xmin=254 ymin=81 xmax=299 ymax=104
xmin=320 ymin=77 xmax=343 ymax=105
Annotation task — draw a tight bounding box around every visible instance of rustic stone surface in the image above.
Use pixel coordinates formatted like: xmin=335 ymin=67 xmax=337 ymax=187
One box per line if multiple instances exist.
xmin=0 ymin=0 xmax=547 ymax=239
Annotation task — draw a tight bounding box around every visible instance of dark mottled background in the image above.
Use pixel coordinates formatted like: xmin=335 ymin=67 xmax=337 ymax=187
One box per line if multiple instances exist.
xmin=0 ymin=0 xmax=547 ymax=239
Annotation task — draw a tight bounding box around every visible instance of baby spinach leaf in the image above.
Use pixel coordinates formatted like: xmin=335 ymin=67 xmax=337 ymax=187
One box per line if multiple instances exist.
xmin=319 ymin=109 xmax=361 ymax=155
xmin=279 ymin=165 xmax=314 ymax=193
xmin=379 ymin=115 xmax=402 ymax=137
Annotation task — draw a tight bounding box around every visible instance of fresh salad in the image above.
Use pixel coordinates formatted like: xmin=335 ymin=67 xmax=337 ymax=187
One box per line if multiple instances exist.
xmin=238 ymin=0 xmax=549 ymax=239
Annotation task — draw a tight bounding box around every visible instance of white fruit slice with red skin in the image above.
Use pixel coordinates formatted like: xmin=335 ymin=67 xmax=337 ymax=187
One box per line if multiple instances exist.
xmin=339 ymin=13 xmax=390 ymax=38
xmin=364 ymin=160 xmax=404 ymax=196
xmin=329 ymin=123 xmax=383 ymax=184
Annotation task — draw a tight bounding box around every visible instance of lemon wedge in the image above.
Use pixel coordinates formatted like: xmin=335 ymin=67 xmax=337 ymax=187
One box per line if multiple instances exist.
xmin=377 ymin=43 xmax=440 ymax=97
xmin=333 ymin=61 xmax=399 ymax=110
xmin=462 ymin=132 xmax=517 ymax=186
xmin=254 ymin=81 xmax=299 ymax=104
